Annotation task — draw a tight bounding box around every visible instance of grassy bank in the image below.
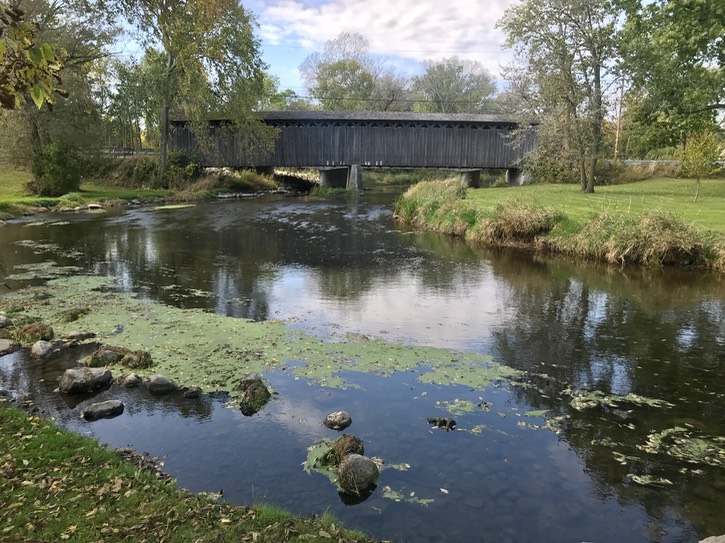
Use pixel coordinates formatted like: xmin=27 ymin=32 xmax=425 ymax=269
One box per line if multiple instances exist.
xmin=394 ymin=177 xmax=725 ymax=272
xmin=0 ymin=404 xmax=374 ymax=543
xmin=0 ymin=163 xmax=292 ymax=220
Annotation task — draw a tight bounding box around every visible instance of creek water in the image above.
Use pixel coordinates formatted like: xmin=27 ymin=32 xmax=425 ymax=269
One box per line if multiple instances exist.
xmin=1 ymin=192 xmax=724 ymax=543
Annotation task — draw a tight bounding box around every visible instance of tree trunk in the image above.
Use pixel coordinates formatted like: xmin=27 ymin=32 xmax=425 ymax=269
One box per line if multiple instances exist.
xmin=579 ymin=159 xmax=587 ymax=191
xmin=159 ymin=104 xmax=169 ymax=170
xmin=585 ymin=61 xmax=602 ymax=194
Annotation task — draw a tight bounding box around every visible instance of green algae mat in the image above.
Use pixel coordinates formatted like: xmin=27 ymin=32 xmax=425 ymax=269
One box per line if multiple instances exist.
xmin=1 ymin=275 xmax=519 ymax=394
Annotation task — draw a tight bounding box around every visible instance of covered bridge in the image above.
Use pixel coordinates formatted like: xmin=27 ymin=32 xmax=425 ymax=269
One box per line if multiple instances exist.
xmin=170 ymin=110 xmax=537 ymax=189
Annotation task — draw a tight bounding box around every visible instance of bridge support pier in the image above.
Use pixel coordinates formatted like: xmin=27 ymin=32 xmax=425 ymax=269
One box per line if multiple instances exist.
xmin=319 ymin=167 xmax=349 ymax=188
xmin=506 ymin=168 xmax=525 ymax=186
xmin=256 ymin=166 xmax=275 ymax=176
xmin=347 ymin=164 xmax=363 ymax=191
xmin=459 ymin=170 xmax=482 ymax=188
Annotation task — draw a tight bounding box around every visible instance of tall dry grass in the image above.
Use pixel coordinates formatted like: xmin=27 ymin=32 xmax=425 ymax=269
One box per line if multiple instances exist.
xmin=395 ymin=179 xmax=723 ymax=272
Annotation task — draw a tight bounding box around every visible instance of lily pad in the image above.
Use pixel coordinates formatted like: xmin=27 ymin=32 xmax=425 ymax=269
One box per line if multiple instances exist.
xmin=637 ymin=427 xmax=725 ymax=467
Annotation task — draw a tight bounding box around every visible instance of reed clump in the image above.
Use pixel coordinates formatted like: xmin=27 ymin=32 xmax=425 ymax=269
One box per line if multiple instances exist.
xmin=552 ymin=210 xmax=708 ymax=267
xmin=471 ymin=200 xmax=561 ymax=246
xmin=394 ymin=178 xmax=477 ymax=236
xmin=395 ymin=179 xmax=723 ymax=271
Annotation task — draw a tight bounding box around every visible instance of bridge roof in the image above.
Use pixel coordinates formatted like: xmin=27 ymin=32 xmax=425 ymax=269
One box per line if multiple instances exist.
xmin=257 ymin=110 xmax=535 ymax=125
xmin=171 ymin=110 xmax=537 ymax=125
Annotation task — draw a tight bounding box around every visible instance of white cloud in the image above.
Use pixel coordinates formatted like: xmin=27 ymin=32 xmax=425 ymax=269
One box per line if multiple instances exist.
xmin=254 ymin=0 xmax=515 ymax=80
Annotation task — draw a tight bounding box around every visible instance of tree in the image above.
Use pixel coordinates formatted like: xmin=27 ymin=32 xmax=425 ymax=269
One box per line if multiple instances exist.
xmin=678 ymin=129 xmax=722 ymax=202
xmin=119 ymin=0 xmax=273 ymax=168
xmin=258 ymin=74 xmax=313 ymax=111
xmin=300 ymin=31 xmax=412 ymax=111
xmin=498 ymin=0 xmax=619 ymax=192
xmin=412 ymin=57 xmax=496 ymax=114
xmin=0 ymin=1 xmax=64 ymax=110
xmin=0 ymin=0 xmax=117 ymax=168
xmin=621 ymin=0 xmax=724 ymax=148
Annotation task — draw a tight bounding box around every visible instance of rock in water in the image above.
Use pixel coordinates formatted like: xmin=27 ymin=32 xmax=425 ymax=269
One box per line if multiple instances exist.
xmin=147 ymin=374 xmax=178 ymax=394
xmin=31 ymin=340 xmax=54 ymax=358
xmin=337 ymin=454 xmax=379 ymax=495
xmin=0 ymin=339 xmax=19 ymax=356
xmin=239 ymin=380 xmax=271 ymax=416
xmin=323 ymin=410 xmax=352 ymax=430
xmin=328 ymin=435 xmax=364 ymax=465
xmin=59 ymin=367 xmax=113 ymax=394
xmin=118 ymin=373 xmax=142 ymax=388
xmin=81 ymin=400 xmax=124 ymax=420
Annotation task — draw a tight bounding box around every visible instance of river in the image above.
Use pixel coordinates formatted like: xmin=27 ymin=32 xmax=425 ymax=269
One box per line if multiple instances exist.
xmin=1 ymin=192 xmax=724 ymax=543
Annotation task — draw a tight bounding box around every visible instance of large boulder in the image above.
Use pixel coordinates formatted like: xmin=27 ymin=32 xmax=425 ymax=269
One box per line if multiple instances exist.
xmin=30 ymin=340 xmax=55 ymax=358
xmin=700 ymin=537 xmax=725 ymax=543
xmin=59 ymin=367 xmax=113 ymax=394
xmin=0 ymin=339 xmax=19 ymax=356
xmin=81 ymin=400 xmax=124 ymax=421
xmin=337 ymin=454 xmax=379 ymax=496
xmin=323 ymin=410 xmax=352 ymax=430
xmin=239 ymin=378 xmax=271 ymax=416
xmin=147 ymin=374 xmax=177 ymax=394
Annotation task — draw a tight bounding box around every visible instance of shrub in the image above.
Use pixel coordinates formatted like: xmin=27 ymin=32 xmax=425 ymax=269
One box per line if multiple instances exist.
xmin=133 ymin=156 xmax=159 ymax=185
xmin=31 ymin=140 xmax=81 ymax=196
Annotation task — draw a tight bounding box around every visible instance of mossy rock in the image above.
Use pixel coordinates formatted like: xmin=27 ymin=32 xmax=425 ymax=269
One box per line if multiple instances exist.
xmin=239 ymin=380 xmax=271 ymax=416
xmin=120 ymin=350 xmax=153 ymax=369
xmin=60 ymin=306 xmax=91 ymax=322
xmin=326 ymin=435 xmax=364 ymax=466
xmin=13 ymin=322 xmax=53 ymax=345
xmin=337 ymin=454 xmax=379 ymax=496
xmin=83 ymin=346 xmax=131 ymax=367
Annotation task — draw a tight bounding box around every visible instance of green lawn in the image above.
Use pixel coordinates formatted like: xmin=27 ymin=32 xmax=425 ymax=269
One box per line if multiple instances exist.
xmin=468 ymin=177 xmax=725 ymax=235
xmin=0 ymin=170 xmax=166 ymax=216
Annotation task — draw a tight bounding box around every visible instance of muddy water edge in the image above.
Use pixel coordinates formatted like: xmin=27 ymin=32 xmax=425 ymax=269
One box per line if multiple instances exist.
xmin=1 ymin=192 xmax=724 ymax=543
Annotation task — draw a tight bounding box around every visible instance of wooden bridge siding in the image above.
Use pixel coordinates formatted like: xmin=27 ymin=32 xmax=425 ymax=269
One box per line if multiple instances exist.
xmin=171 ymin=120 xmax=533 ymax=168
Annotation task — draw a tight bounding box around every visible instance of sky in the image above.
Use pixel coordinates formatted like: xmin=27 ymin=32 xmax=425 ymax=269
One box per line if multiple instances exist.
xmin=243 ymin=0 xmax=517 ymax=96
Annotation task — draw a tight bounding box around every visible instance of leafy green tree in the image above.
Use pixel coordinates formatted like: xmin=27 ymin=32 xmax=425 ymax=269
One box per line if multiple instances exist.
xmin=119 ymin=0 xmax=273 ymax=168
xmin=300 ymin=32 xmax=412 ymax=111
xmin=621 ymin=0 xmax=724 ymax=148
xmin=678 ymin=129 xmax=722 ymax=202
xmin=0 ymin=1 xmax=64 ymax=110
xmin=498 ymin=0 xmax=618 ymax=192
xmin=412 ymin=57 xmax=496 ymax=114
xmin=258 ymin=74 xmax=313 ymax=111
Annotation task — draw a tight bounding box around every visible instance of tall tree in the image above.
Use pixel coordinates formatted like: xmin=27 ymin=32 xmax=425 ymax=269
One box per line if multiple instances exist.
xmin=119 ymin=0 xmax=272 ymax=168
xmin=498 ymin=0 xmax=619 ymax=192
xmin=412 ymin=57 xmax=496 ymax=114
xmin=300 ymin=31 xmax=412 ymax=111
xmin=620 ymin=0 xmax=724 ymax=149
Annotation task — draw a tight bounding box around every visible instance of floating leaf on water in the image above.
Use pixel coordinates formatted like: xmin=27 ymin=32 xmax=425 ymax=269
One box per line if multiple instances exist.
xmin=627 ymin=473 xmax=673 ymax=486
xmin=524 ymin=409 xmax=550 ymax=418
xmin=565 ymin=388 xmax=674 ymax=411
xmin=381 ymin=486 xmax=434 ymax=506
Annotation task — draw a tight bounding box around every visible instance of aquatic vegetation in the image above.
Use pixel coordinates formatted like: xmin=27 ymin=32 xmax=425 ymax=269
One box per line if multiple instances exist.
xmin=637 ymin=427 xmax=725 ymax=468
xmin=381 ymin=486 xmax=434 ymax=506
xmin=565 ymin=388 xmax=674 ymax=411
xmin=2 ymin=276 xmax=519 ymax=395
xmin=5 ymin=261 xmax=83 ymax=281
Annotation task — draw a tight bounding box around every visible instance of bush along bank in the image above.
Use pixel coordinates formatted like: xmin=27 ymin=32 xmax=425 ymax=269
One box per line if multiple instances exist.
xmin=0 ymin=404 xmax=375 ymax=543
xmin=393 ymin=179 xmax=725 ymax=273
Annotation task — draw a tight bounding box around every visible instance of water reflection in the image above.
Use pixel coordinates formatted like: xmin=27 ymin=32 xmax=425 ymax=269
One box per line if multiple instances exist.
xmin=1 ymin=195 xmax=723 ymax=542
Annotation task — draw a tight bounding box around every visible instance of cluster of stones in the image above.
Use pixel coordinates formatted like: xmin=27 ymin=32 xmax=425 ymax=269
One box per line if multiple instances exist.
xmin=1 ymin=317 xmax=274 ymax=423
xmin=320 ymin=410 xmax=379 ymax=498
